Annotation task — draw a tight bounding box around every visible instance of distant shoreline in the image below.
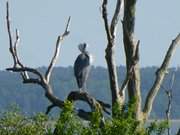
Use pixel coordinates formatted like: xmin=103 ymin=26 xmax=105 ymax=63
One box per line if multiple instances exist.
xmin=148 ymin=119 xmax=180 ymax=122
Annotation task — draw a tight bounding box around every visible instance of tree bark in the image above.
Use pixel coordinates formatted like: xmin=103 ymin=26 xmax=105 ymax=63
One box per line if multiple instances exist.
xmin=122 ymin=0 xmax=142 ymax=120
xmin=101 ymin=0 xmax=123 ymax=115
xmin=143 ymin=34 xmax=180 ymax=120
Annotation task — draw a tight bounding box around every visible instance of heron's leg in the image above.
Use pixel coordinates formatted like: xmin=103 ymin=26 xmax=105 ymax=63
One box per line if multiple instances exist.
xmin=79 ymin=88 xmax=83 ymax=92
xmin=82 ymin=82 xmax=87 ymax=91
xmin=77 ymin=78 xmax=83 ymax=92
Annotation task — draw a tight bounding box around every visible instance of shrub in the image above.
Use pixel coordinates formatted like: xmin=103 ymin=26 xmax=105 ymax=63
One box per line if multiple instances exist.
xmin=0 ymin=105 xmax=53 ymax=135
xmin=54 ymin=101 xmax=169 ymax=135
xmin=0 ymin=103 xmax=169 ymax=135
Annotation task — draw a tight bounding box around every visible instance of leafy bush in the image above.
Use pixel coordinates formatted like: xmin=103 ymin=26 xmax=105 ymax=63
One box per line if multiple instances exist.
xmin=0 ymin=105 xmax=53 ymax=135
xmin=147 ymin=120 xmax=169 ymax=135
xmin=54 ymin=100 xmax=84 ymax=135
xmin=54 ymin=101 xmax=169 ymax=135
xmin=0 ymin=103 xmax=169 ymax=135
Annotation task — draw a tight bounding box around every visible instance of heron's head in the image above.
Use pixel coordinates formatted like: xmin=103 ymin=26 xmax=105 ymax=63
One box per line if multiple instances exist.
xmin=78 ymin=43 xmax=88 ymax=53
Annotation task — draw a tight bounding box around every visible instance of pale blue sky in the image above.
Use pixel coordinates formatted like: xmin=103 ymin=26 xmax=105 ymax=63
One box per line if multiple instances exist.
xmin=0 ymin=0 xmax=180 ymax=70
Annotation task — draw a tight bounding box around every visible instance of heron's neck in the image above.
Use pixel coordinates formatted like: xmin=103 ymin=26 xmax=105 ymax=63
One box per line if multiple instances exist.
xmin=82 ymin=51 xmax=93 ymax=64
xmin=81 ymin=50 xmax=88 ymax=54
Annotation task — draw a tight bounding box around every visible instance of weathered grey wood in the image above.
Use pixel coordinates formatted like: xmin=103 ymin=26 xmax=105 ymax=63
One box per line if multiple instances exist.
xmin=122 ymin=0 xmax=142 ymax=120
xmin=101 ymin=0 xmax=123 ymax=115
xmin=143 ymin=34 xmax=180 ymax=120
xmin=45 ymin=17 xmax=71 ymax=83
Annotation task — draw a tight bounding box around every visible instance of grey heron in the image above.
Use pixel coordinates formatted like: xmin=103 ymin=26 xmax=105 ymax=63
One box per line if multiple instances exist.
xmin=74 ymin=43 xmax=93 ymax=92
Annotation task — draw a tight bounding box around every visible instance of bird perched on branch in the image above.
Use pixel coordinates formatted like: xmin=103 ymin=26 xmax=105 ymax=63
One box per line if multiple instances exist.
xmin=74 ymin=43 xmax=93 ymax=92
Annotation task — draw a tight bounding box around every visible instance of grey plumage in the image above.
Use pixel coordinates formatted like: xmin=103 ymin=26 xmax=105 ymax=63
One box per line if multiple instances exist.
xmin=74 ymin=43 xmax=92 ymax=91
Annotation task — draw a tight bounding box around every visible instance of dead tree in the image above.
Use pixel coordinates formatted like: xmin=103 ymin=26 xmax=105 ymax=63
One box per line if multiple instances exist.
xmin=101 ymin=0 xmax=123 ymax=116
xmin=6 ymin=1 xmax=110 ymax=121
xmin=101 ymin=0 xmax=180 ymax=122
xmin=6 ymin=0 xmax=180 ymax=124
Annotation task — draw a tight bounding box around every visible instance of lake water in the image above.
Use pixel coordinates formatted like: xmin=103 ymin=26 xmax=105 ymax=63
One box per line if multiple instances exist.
xmin=169 ymin=121 xmax=180 ymax=135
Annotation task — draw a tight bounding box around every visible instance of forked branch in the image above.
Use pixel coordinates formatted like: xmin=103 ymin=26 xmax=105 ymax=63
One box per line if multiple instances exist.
xmin=45 ymin=17 xmax=71 ymax=83
xmin=143 ymin=33 xmax=180 ymax=120
xmin=6 ymin=1 xmax=17 ymax=67
xmin=110 ymin=0 xmax=122 ymax=38
xmin=101 ymin=0 xmax=123 ymax=111
xmin=6 ymin=0 xmax=65 ymax=114
xmin=102 ymin=0 xmax=112 ymax=42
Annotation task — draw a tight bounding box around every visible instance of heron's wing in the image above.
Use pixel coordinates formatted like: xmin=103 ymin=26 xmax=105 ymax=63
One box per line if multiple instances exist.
xmin=74 ymin=54 xmax=90 ymax=77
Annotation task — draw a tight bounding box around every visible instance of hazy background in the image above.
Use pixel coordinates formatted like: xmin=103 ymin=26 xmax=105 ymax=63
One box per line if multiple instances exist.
xmin=0 ymin=0 xmax=180 ymax=70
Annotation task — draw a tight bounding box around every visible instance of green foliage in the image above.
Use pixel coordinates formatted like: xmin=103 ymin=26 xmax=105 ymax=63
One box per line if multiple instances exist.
xmin=90 ymin=110 xmax=102 ymax=129
xmin=54 ymin=100 xmax=84 ymax=135
xmin=146 ymin=120 xmax=169 ymax=135
xmin=0 ymin=105 xmax=53 ymax=135
xmin=102 ymin=100 xmax=141 ymax=135
xmin=0 ymin=103 xmax=169 ymax=135
xmin=54 ymin=100 xmax=169 ymax=135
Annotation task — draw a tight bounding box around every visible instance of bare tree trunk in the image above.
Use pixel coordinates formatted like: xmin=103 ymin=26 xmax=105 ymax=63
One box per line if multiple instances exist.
xmin=105 ymin=43 xmax=120 ymax=107
xmin=122 ymin=0 xmax=142 ymax=120
xmin=101 ymin=0 xmax=123 ymax=115
xmin=101 ymin=0 xmax=180 ymax=122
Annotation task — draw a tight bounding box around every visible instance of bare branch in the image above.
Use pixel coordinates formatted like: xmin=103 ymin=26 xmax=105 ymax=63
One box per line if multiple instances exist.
xmin=14 ymin=29 xmax=23 ymax=67
xmin=119 ymin=70 xmax=131 ymax=96
xmin=45 ymin=91 xmax=110 ymax=119
xmin=97 ymin=99 xmax=111 ymax=109
xmin=6 ymin=1 xmax=17 ymax=67
xmin=119 ymin=40 xmax=139 ymax=97
xmin=45 ymin=17 xmax=71 ymax=83
xmin=13 ymin=29 xmax=30 ymax=79
xmin=6 ymin=67 xmax=44 ymax=81
xmin=46 ymin=104 xmax=57 ymax=114
xmin=101 ymin=0 xmax=124 ymax=113
xmin=14 ymin=29 xmax=20 ymax=52
xmin=75 ymin=109 xmax=91 ymax=121
xmin=143 ymin=33 xmax=180 ymax=119
xmin=160 ymin=70 xmax=176 ymax=135
xmin=63 ymin=16 xmax=71 ymax=37
xmin=67 ymin=91 xmax=110 ymax=113
xmin=110 ymin=0 xmax=122 ymax=38
xmin=160 ymin=34 xmax=180 ymax=71
xmin=170 ymin=70 xmax=176 ymax=89
xmin=161 ymin=69 xmax=176 ymax=135
xmin=102 ymin=0 xmax=112 ymax=43
xmin=165 ymin=90 xmax=172 ymax=135
xmin=23 ymin=78 xmax=42 ymax=85
xmin=6 ymin=1 xmax=43 ymax=82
